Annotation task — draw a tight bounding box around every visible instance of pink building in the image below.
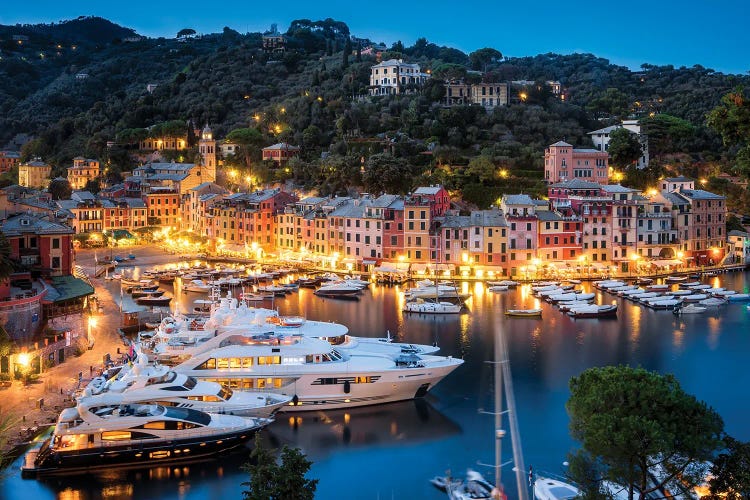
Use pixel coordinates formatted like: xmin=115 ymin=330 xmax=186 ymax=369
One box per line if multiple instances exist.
xmin=544 ymin=141 xmax=609 ymax=184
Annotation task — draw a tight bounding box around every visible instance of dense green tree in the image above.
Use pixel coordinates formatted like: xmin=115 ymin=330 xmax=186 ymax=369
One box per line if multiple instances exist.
xmin=48 ymin=178 xmax=72 ymax=200
xmin=226 ymin=127 xmax=264 ymax=168
xmin=707 ymin=437 xmax=750 ymax=499
xmin=608 ymin=128 xmax=643 ymax=168
xmin=84 ymin=179 xmax=101 ymax=194
xmin=466 ymin=156 xmax=496 ymax=183
xmin=342 ymin=37 xmax=351 ymax=69
xmin=586 ymin=88 xmax=630 ymax=118
xmin=707 ymin=87 xmax=750 ymax=176
xmin=468 ymin=47 xmax=503 ymax=71
xmin=363 ymin=153 xmax=414 ymax=194
xmin=567 ymin=366 xmax=724 ymax=500
xmin=176 ymin=28 xmax=196 ymax=38
xmin=641 ymin=114 xmax=695 ymax=160
xmin=242 ymin=434 xmax=317 ymax=500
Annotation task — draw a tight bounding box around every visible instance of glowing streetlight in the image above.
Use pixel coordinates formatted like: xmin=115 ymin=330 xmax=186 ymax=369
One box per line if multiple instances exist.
xmin=17 ymin=352 xmax=30 ymax=368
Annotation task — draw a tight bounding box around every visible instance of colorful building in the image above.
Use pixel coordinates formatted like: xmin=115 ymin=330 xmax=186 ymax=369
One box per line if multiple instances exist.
xmin=544 ymin=141 xmax=609 ymax=184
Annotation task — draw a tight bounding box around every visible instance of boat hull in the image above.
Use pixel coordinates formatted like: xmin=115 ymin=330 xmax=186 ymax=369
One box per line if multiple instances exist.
xmin=21 ymin=426 xmax=258 ymax=478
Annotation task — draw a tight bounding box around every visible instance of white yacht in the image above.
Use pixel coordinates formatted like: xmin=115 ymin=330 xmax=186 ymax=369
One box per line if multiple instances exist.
xmin=82 ymin=359 xmax=291 ymax=418
xmin=142 ymin=297 xmax=462 ymax=411
xmin=21 ymin=397 xmax=269 ymax=477
xmin=404 ymin=299 xmax=462 ymax=314
xmin=143 ymin=299 xmax=441 ymax=363
xmin=183 ymin=279 xmax=213 ymax=293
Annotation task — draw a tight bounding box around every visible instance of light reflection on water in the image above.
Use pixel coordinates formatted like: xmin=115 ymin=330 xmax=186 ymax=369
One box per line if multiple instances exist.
xmin=3 ymin=269 xmax=750 ymax=500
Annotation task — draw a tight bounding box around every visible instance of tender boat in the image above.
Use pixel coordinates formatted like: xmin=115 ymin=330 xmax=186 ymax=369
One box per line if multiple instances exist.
xmin=635 ymin=277 xmax=653 ymax=285
xmin=131 ymin=290 xmax=164 ymax=299
xmin=487 ymin=285 xmax=509 ymax=292
xmin=486 ymin=280 xmax=519 ymax=288
xmin=727 ymin=293 xmax=750 ymax=302
xmin=21 ymin=399 xmax=269 ymax=478
xmin=505 ymin=309 xmax=542 ymax=318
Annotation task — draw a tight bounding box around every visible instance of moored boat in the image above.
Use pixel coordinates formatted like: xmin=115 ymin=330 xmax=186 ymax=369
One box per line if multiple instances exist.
xmin=673 ymin=304 xmax=707 ymax=315
xmin=136 ymin=295 xmax=173 ymax=307
xmin=505 ymin=309 xmax=542 ymax=318
xmin=568 ymin=304 xmax=617 ymax=318
xmin=21 ymin=399 xmax=269 ymax=478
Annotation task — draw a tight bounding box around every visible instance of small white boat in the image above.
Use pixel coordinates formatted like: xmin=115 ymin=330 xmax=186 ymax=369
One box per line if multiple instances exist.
xmin=679 ymin=281 xmax=701 ymax=288
xmin=487 ymin=280 xmax=519 ymax=288
xmin=727 ymin=293 xmax=750 ymax=302
xmin=404 ymin=300 xmax=461 ymax=314
xmin=648 ymin=298 xmax=682 ymax=310
xmin=699 ymin=297 xmax=727 ymax=307
xmin=505 ymin=309 xmax=542 ymax=318
xmin=665 ymin=275 xmax=688 ymax=283
xmin=682 ymin=293 xmax=708 ymax=302
xmin=183 ymin=279 xmax=213 ymax=293
xmin=487 ymin=285 xmax=509 ymax=292
xmin=568 ymin=304 xmax=618 ymax=318
xmin=673 ymin=304 xmax=707 ymax=315
xmin=713 ymin=289 xmax=736 ymax=297
xmin=647 ymin=284 xmax=670 ymax=291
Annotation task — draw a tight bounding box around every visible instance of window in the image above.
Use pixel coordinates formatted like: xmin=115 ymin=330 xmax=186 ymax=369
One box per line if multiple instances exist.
xmin=52 ymin=238 xmax=60 ymax=249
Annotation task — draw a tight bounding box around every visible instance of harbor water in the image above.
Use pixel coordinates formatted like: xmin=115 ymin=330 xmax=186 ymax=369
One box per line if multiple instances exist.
xmin=3 ymin=267 xmax=750 ymax=500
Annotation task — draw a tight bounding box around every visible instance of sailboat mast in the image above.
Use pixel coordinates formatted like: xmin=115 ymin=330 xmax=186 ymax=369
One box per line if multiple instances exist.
xmin=494 ymin=325 xmax=504 ymax=492
xmin=498 ymin=326 xmax=528 ymax=500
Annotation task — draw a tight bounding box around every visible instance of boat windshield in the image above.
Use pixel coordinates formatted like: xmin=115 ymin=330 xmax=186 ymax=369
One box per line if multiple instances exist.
xmin=163 ymin=407 xmax=211 ymax=426
xmin=217 ymin=387 xmax=233 ymax=400
xmin=146 ymin=371 xmax=178 ymax=386
xmin=183 ymin=376 xmax=197 ymax=390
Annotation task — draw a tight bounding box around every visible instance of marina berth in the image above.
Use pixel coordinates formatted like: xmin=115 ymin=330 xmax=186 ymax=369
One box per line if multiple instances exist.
xmin=21 ymin=397 xmax=270 ymax=477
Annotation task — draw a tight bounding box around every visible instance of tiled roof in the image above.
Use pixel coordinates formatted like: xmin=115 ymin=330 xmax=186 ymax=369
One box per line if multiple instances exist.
xmin=438 ymin=215 xmax=471 ymax=228
xmin=664 ymin=176 xmax=693 ymax=182
xmin=263 ymin=142 xmax=300 ymax=151
xmin=600 ymin=184 xmax=638 ymax=193
xmin=728 ymin=230 xmax=749 ymax=238
xmin=503 ymin=194 xmax=534 ymax=205
xmin=536 ymin=210 xmax=563 ymax=221
xmin=549 ymin=179 xmax=602 ymax=190
xmin=572 ymin=148 xmax=603 ymax=154
xmin=469 ymin=210 xmax=508 ymax=227
xmin=1 ymin=213 xmax=73 ymax=236
xmin=550 ymin=140 xmax=572 ymax=147
xmin=414 ymin=186 xmax=443 ymax=195
xmin=678 ymin=189 xmax=725 ymax=200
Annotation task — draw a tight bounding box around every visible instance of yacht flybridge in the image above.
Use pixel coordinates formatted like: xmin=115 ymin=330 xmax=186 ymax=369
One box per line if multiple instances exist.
xmin=138 ymin=296 xmax=463 ymax=411
xmin=21 ymin=396 xmax=270 ymax=477
xmin=81 ymin=358 xmax=291 ymax=418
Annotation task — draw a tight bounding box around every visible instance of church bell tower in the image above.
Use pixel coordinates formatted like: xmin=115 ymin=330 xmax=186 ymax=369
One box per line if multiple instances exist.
xmin=198 ymin=125 xmax=216 ymax=182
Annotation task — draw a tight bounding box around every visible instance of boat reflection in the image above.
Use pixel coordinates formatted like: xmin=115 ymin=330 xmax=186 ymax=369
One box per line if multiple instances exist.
xmin=267 ymin=399 xmax=460 ymax=460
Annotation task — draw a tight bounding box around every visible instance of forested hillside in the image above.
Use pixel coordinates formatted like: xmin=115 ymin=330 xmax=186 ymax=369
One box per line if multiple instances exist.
xmin=1 ymin=16 xmax=748 ymax=209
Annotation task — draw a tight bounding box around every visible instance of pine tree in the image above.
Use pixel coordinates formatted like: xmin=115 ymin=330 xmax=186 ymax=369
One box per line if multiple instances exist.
xmin=242 ymin=434 xmax=318 ymax=500
xmin=342 ymin=38 xmax=351 ymax=69
xmin=356 ymin=41 xmax=361 ymax=62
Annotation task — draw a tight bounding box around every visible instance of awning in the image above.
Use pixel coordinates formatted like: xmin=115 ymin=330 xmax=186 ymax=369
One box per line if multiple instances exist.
xmin=410 ymin=263 xmax=455 ymax=272
xmin=43 ymin=276 xmax=95 ymax=303
xmin=362 ymin=260 xmax=377 ymax=265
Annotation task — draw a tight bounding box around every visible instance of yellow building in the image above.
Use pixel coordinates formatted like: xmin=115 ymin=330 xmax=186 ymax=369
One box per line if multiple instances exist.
xmin=19 ymin=160 xmax=52 ymax=189
xmin=67 ymin=157 xmax=100 ymax=190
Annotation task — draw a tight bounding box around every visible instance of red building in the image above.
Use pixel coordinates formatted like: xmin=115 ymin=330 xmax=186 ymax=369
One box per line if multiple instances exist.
xmin=1 ymin=213 xmax=74 ymax=277
xmin=145 ymin=189 xmax=181 ymax=228
xmin=0 ymin=151 xmax=20 ymax=173
xmin=262 ymin=143 xmax=300 ymax=166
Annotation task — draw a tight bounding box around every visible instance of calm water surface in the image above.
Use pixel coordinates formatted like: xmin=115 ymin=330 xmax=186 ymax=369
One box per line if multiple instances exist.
xmin=3 ymin=269 xmax=750 ymax=500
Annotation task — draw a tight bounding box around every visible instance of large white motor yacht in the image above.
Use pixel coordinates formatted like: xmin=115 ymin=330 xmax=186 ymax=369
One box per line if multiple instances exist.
xmin=141 ymin=297 xmax=463 ymax=411
xmin=82 ymin=358 xmax=291 ymax=418
xmin=21 ymin=396 xmax=270 ymax=477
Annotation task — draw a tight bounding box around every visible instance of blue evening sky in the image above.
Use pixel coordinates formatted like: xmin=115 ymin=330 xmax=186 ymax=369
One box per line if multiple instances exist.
xmin=2 ymin=0 xmax=748 ymax=74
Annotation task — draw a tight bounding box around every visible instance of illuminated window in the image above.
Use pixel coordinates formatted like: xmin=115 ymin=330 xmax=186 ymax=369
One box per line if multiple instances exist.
xmin=102 ymin=431 xmax=131 ymax=441
xmin=217 ymin=358 xmax=229 ymax=369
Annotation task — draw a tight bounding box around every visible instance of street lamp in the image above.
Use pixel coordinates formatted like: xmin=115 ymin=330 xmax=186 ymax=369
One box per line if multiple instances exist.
xmin=88 ymin=317 xmax=97 ymax=343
